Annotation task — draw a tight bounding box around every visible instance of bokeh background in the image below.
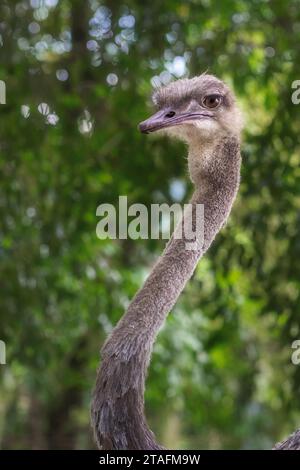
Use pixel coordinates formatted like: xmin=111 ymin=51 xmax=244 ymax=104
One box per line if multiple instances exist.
xmin=1 ymin=0 xmax=300 ymax=449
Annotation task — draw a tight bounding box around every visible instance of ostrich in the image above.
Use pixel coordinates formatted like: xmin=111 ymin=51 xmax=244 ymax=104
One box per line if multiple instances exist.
xmin=91 ymin=74 xmax=300 ymax=450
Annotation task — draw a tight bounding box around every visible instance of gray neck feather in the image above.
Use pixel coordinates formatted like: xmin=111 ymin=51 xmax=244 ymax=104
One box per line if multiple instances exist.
xmin=91 ymin=134 xmax=241 ymax=449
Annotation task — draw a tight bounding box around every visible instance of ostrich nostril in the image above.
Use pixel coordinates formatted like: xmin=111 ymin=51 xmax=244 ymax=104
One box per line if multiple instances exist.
xmin=165 ymin=111 xmax=176 ymax=118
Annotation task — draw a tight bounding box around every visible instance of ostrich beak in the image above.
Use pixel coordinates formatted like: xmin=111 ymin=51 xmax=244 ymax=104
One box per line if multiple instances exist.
xmin=138 ymin=108 xmax=213 ymax=134
xmin=138 ymin=108 xmax=180 ymax=134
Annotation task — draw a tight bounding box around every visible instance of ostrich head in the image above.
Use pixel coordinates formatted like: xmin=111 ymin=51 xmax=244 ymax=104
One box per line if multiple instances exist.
xmin=139 ymin=74 xmax=242 ymax=144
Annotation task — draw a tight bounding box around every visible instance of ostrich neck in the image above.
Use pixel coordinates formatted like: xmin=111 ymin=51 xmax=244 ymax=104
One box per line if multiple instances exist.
xmin=92 ymin=134 xmax=241 ymax=450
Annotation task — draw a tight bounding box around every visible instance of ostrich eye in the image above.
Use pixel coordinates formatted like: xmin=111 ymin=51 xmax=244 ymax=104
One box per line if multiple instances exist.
xmin=202 ymin=94 xmax=222 ymax=109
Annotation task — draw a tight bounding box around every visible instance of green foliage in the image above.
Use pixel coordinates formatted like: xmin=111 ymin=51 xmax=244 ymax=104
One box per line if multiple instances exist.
xmin=1 ymin=0 xmax=300 ymax=449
